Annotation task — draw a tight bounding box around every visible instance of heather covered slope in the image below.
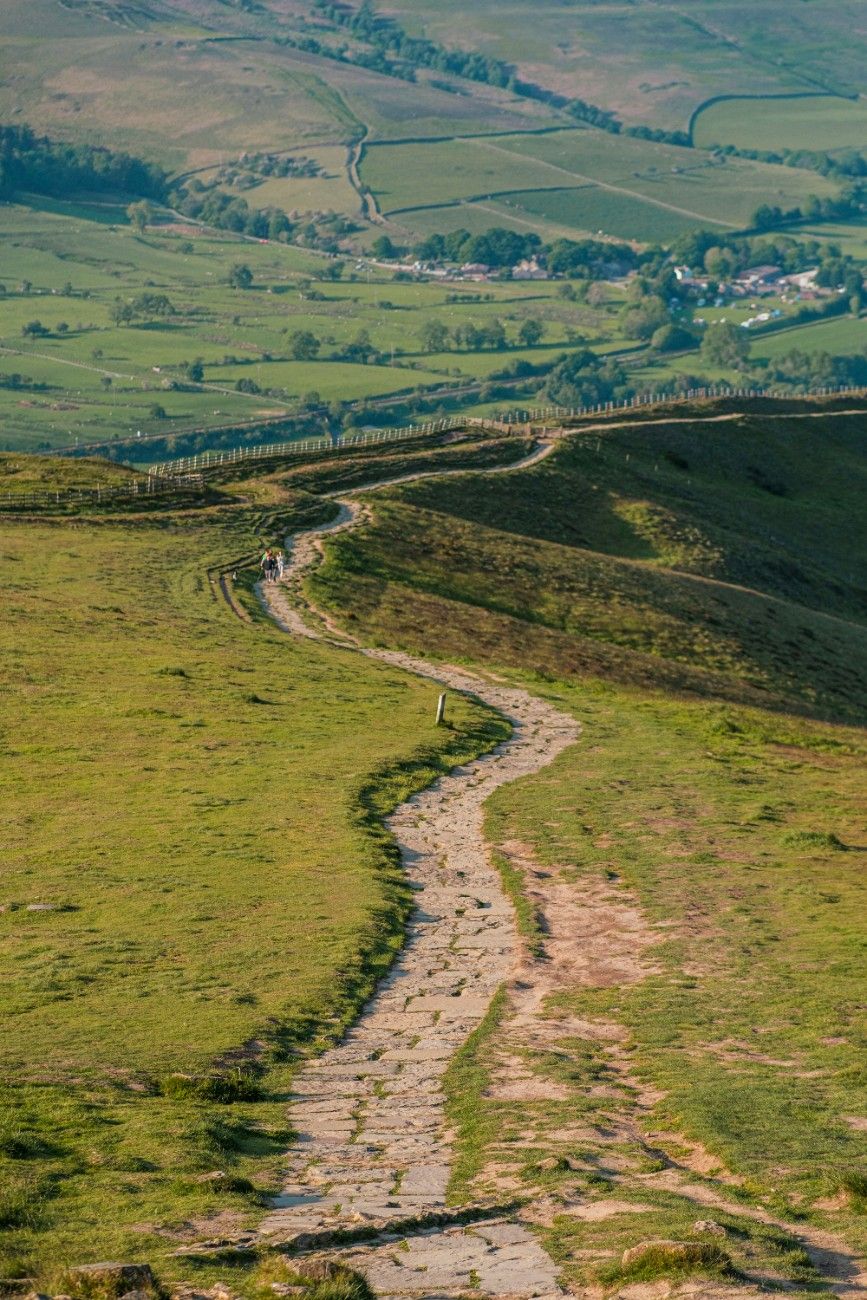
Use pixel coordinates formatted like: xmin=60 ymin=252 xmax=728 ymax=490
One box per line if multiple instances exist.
xmin=310 ymin=409 xmax=867 ymax=722
xmin=304 ymin=405 xmax=867 ymax=1289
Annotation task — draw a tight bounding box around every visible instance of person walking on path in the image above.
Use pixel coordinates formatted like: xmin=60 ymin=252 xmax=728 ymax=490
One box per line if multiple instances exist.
xmin=260 ymin=548 xmax=276 ymax=583
xmin=275 ymin=549 xmax=285 ymax=580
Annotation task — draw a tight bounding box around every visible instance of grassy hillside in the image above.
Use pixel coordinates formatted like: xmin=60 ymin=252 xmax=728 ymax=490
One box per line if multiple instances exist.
xmin=0 ymin=480 xmax=508 ymax=1279
xmin=1 ymin=0 xmax=864 ymax=257
xmin=306 ymin=402 xmax=867 ymax=1285
xmin=310 ymin=409 xmax=867 ymax=722
xmin=2 ymin=401 xmax=865 ymax=1292
xmin=380 ymin=0 xmax=867 ymax=129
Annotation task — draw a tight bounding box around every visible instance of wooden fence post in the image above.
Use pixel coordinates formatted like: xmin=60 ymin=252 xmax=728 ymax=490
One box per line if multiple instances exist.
xmin=435 ymin=693 xmax=447 ymax=727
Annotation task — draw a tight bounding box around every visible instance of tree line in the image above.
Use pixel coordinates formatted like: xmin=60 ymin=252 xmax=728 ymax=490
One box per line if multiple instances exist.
xmin=0 ymin=125 xmax=167 ymax=203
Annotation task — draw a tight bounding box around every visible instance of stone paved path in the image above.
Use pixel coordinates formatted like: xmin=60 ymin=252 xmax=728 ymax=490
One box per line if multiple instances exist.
xmin=255 ymin=447 xmax=579 ymax=1296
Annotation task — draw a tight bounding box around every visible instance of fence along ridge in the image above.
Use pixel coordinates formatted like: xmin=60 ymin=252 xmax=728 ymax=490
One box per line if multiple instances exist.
xmin=145 ymin=383 xmax=867 ymax=480
xmin=5 ymin=384 xmax=865 ymax=510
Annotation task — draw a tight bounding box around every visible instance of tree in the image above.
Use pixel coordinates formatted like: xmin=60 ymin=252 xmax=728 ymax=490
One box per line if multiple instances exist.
xmin=700 ymin=322 xmax=750 ymax=369
xmin=186 ymin=358 xmax=204 ymax=382
xmin=227 ymin=263 xmax=253 ymax=289
xmin=650 ymin=323 xmax=696 ymax=353
xmin=323 ymin=260 xmax=345 ymax=281
xmin=287 ymin=330 xmax=321 ymax=361
xmin=127 ymin=200 xmax=154 ymax=234
xmin=544 ymin=349 xmax=626 ymax=408
xmin=149 ymin=403 xmax=167 ymax=419
xmin=703 ymin=246 xmax=736 ymax=280
xmin=131 ymin=292 xmax=174 ymax=319
xmin=21 ymin=320 xmax=48 ymax=337
xmin=518 ymin=319 xmax=544 ymax=347
xmin=371 ymin=235 xmax=397 ymax=259
xmin=850 ymin=292 xmax=863 ymax=317
xmin=620 ymin=296 xmax=670 ymax=341
xmin=419 ymin=320 xmax=448 ymax=353
xmin=483 ymin=319 xmax=507 ymax=350
xmin=55 ymin=322 xmax=69 ymax=334
xmin=110 ymin=299 xmax=136 ymax=327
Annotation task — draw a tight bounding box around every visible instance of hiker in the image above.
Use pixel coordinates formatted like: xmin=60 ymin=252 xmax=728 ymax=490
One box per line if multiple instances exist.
xmin=260 ymin=548 xmax=275 ymax=582
xmin=275 ymin=550 xmax=285 ymax=579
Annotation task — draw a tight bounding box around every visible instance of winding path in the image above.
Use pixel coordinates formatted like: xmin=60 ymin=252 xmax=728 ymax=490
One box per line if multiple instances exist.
xmin=255 ymin=446 xmax=579 ymax=1296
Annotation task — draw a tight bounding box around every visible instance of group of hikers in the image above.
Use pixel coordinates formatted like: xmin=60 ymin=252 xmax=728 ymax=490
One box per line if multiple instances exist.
xmin=259 ymin=548 xmax=286 ymax=583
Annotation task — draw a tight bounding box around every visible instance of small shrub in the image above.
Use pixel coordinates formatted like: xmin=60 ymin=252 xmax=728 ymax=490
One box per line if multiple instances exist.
xmin=159 ymin=1069 xmax=263 ymax=1103
xmin=784 ymin=830 xmax=847 ymax=851
xmin=602 ymin=1239 xmax=734 ymax=1285
xmin=255 ymin=1257 xmax=374 ymax=1300
xmin=841 ymin=1171 xmax=867 ymax=1211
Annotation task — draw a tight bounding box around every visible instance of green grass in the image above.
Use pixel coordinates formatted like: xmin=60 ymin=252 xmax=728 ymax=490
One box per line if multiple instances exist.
xmin=693 ymin=94 xmax=867 ymax=153
xmin=364 ymin=127 xmax=836 ymax=240
xmin=0 ymin=488 xmax=508 ymax=1280
xmin=0 ymin=202 xmax=604 ymax=454
xmin=375 ymin=0 xmax=867 ymax=129
xmin=0 ymin=453 xmax=139 ymax=494
xmin=753 ymin=313 xmax=867 ymax=361
xmin=309 ymin=408 xmax=867 ymax=723
xmin=480 ymin=679 xmax=867 ymax=1266
xmin=305 ymin=405 xmax=867 ymax=1285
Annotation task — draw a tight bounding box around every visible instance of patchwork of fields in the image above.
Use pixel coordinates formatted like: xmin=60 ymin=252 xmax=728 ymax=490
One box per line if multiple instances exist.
xmin=365 ymin=128 xmax=839 ymax=242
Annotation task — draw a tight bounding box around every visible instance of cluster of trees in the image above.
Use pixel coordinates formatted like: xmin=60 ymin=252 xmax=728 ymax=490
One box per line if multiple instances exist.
xmin=409 ymin=227 xmax=640 ymax=277
xmin=418 ymin=318 xmax=543 ymax=352
xmin=752 ymin=184 xmax=865 ymax=232
xmin=715 ymin=141 xmax=867 ymax=182
xmin=669 ymin=228 xmax=864 ymax=290
xmin=543 ymin=349 xmax=629 ymax=407
xmin=756 ymin=345 xmax=867 ymax=389
xmin=110 ymin=292 xmax=176 ymax=325
xmin=546 ymin=237 xmax=638 ymax=277
xmin=0 ymin=370 xmax=47 ymax=391
xmin=170 ymin=183 xmax=292 ymax=240
xmin=413 ymin=227 xmax=542 ymax=269
xmin=0 ymin=125 xmax=166 ymax=202
xmin=218 ymin=152 xmax=322 ymax=183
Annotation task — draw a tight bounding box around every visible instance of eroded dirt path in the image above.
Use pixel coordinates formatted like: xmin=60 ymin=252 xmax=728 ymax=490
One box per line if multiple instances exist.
xmin=251 ymin=448 xmax=579 ymax=1296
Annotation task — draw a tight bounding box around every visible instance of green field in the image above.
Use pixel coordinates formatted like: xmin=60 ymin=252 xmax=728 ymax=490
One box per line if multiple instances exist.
xmin=0 ymin=449 xmax=511 ymax=1279
xmin=365 ymin=128 xmax=837 ymax=241
xmin=0 ymin=201 xmax=637 ymax=454
xmin=693 ymin=94 xmax=867 ymax=153
xmin=753 ymin=312 xmax=867 ymax=361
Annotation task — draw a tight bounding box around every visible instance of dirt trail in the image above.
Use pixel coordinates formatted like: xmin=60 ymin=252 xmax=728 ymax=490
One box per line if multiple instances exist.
xmin=249 ymin=445 xmax=579 ymax=1296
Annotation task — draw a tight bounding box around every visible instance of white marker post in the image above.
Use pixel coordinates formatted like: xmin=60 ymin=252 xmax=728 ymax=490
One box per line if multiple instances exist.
xmin=435 ymin=693 xmax=447 ymax=727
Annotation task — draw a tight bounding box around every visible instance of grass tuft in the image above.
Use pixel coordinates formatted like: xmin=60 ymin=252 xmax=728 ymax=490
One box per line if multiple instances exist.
xmin=601 ymin=1240 xmax=735 ymax=1285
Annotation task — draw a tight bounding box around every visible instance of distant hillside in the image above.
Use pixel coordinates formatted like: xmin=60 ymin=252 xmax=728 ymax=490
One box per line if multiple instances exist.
xmin=310 ymin=405 xmax=867 ymax=722
xmin=1 ymin=0 xmax=863 ymax=248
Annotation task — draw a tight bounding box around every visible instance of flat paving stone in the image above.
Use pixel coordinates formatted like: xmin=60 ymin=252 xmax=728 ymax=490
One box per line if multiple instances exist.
xmin=256 ymin=481 xmax=578 ymax=1295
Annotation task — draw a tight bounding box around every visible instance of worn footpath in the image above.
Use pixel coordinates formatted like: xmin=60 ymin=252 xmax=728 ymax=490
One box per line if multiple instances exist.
xmin=253 ymin=452 xmax=580 ymax=1296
